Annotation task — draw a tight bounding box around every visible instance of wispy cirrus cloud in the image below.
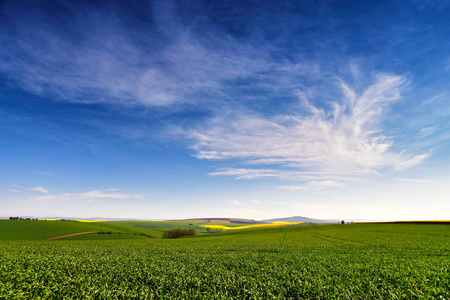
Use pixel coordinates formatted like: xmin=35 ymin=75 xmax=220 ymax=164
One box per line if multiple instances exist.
xmin=0 ymin=1 xmax=314 ymax=109
xmin=13 ymin=185 xmax=49 ymax=194
xmin=418 ymin=126 xmax=438 ymax=138
xmin=192 ymin=74 xmax=430 ymax=184
xmin=227 ymin=200 xmax=250 ymax=207
xmin=25 ymin=189 xmax=141 ymax=204
xmin=278 ymin=180 xmax=343 ymax=191
xmin=0 ymin=1 xmax=444 ymax=196
xmin=210 ymin=168 xmax=280 ymax=180
xmin=395 ymin=178 xmax=438 ymax=183
xmin=30 ymin=186 xmax=49 ymax=194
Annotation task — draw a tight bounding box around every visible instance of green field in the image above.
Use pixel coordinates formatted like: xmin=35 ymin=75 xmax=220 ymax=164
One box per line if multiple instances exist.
xmin=0 ymin=220 xmax=158 ymax=240
xmin=103 ymin=219 xmax=295 ymax=234
xmin=0 ymin=221 xmax=449 ymax=299
xmin=104 ymin=220 xmax=208 ymax=233
xmin=62 ymin=233 xmax=149 ymax=240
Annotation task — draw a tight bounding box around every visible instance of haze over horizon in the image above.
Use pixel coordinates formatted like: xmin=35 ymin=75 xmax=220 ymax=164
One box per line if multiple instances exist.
xmin=1 ymin=0 xmax=449 ymax=221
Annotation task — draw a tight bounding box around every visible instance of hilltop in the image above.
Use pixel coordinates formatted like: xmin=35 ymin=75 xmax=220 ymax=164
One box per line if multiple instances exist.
xmin=262 ymin=216 xmax=337 ymax=224
xmin=176 ymin=217 xmax=259 ymax=224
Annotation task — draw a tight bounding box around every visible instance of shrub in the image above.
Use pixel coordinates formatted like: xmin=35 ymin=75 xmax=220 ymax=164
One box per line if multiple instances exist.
xmin=163 ymin=228 xmax=197 ymax=239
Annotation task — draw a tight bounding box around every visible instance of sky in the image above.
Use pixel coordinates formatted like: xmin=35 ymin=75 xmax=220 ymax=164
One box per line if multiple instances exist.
xmin=1 ymin=0 xmax=449 ymax=221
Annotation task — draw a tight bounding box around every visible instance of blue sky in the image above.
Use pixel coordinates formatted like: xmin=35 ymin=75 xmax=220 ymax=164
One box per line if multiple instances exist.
xmin=1 ymin=0 xmax=449 ymax=220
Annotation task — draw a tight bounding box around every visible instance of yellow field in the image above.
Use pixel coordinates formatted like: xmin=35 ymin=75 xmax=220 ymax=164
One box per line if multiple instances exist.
xmin=41 ymin=219 xmax=104 ymax=222
xmin=201 ymin=221 xmax=303 ymax=230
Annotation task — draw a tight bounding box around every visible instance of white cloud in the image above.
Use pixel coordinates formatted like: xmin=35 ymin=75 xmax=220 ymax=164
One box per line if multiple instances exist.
xmin=209 ymin=168 xmax=279 ymax=179
xmin=26 ymin=189 xmax=142 ymax=204
xmin=395 ymin=178 xmax=438 ymax=183
xmin=30 ymin=186 xmax=49 ymax=194
xmin=278 ymin=180 xmax=342 ymax=191
xmin=9 ymin=189 xmax=22 ymax=193
xmin=0 ymin=2 xmax=305 ymax=109
xmin=192 ymin=75 xmax=429 ymax=183
xmin=418 ymin=126 xmax=437 ymax=138
xmin=394 ymin=151 xmax=431 ymax=170
xmin=306 ymin=180 xmax=342 ymax=187
xmin=227 ymin=200 xmax=250 ymax=206
xmin=13 ymin=185 xmax=49 ymax=194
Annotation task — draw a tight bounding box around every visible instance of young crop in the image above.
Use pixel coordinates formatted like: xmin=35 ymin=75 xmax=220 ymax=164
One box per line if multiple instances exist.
xmin=0 ymin=224 xmax=448 ymax=299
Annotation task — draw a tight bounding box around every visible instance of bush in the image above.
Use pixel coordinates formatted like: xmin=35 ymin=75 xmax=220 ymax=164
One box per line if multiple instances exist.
xmin=163 ymin=228 xmax=196 ymax=239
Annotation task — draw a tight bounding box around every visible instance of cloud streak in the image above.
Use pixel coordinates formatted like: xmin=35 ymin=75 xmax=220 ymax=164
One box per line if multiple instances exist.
xmin=192 ymin=75 xmax=430 ymax=183
xmin=278 ymin=180 xmax=343 ymax=191
xmin=13 ymin=185 xmax=49 ymax=194
xmin=395 ymin=178 xmax=438 ymax=183
xmin=0 ymin=1 xmax=314 ymax=109
xmin=25 ymin=189 xmax=142 ymax=204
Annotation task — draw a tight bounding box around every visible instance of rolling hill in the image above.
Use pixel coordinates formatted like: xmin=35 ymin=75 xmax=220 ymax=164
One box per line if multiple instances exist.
xmin=262 ymin=216 xmax=338 ymax=224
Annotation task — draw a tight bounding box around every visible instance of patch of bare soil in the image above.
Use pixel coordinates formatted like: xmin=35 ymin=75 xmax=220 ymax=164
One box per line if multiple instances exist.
xmin=43 ymin=231 xmax=98 ymax=240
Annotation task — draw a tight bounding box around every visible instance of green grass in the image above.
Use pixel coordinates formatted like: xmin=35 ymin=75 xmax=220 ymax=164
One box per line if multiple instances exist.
xmin=0 ymin=220 xmax=155 ymax=240
xmin=1 ymin=223 xmax=449 ymax=299
xmin=196 ymin=221 xmax=263 ymax=227
xmin=104 ymin=220 xmax=207 ymax=232
xmin=61 ymin=233 xmax=149 ymax=240
xmin=142 ymin=229 xmax=165 ymax=238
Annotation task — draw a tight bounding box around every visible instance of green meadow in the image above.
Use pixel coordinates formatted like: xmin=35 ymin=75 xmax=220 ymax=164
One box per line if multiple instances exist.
xmin=104 ymin=220 xmax=208 ymax=232
xmin=0 ymin=220 xmax=449 ymax=299
xmin=0 ymin=220 xmax=156 ymax=240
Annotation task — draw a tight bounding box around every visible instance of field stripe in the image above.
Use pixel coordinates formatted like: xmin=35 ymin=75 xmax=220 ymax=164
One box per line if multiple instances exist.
xmin=43 ymin=231 xmax=98 ymax=240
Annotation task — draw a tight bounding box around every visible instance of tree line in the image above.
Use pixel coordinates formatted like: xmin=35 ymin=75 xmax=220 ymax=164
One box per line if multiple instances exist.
xmin=9 ymin=217 xmax=38 ymax=220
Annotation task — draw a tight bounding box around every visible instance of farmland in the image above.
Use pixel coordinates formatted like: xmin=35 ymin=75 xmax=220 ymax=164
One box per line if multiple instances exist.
xmin=102 ymin=218 xmax=293 ymax=232
xmin=1 ymin=221 xmax=449 ymax=299
xmin=201 ymin=221 xmax=303 ymax=230
xmin=103 ymin=220 xmax=208 ymax=233
xmin=0 ymin=220 xmax=157 ymax=240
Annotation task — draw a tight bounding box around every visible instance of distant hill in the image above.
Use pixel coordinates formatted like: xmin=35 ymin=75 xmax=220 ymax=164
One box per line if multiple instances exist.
xmin=178 ymin=218 xmax=259 ymax=224
xmin=262 ymin=216 xmax=338 ymax=224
